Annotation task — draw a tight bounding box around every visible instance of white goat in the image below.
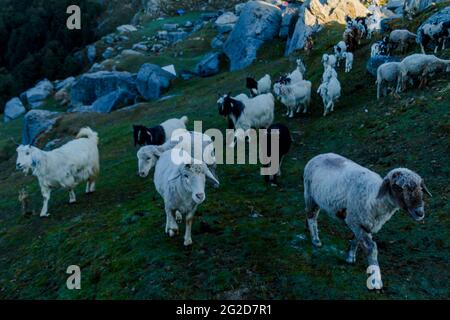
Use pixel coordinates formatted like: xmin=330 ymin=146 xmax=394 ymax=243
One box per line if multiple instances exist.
xmin=334 ymin=41 xmax=347 ymax=67
xmin=137 ymin=131 xmax=216 ymax=178
xmin=376 ymin=62 xmax=401 ymax=99
xmin=218 ymin=93 xmax=275 ymax=145
xmin=322 ymin=54 xmax=337 ymax=70
xmin=287 ymin=59 xmax=306 ymax=84
xmin=154 ymin=149 xmax=219 ymax=246
xmin=342 ymin=52 xmax=354 ymax=73
xmin=321 ymin=66 xmax=337 ymax=83
xmin=317 ymin=74 xmax=341 ymax=116
xmin=16 ymin=127 xmax=100 ymax=217
xmin=273 ymin=80 xmax=312 ymax=118
xmin=304 ymin=153 xmax=431 ymax=290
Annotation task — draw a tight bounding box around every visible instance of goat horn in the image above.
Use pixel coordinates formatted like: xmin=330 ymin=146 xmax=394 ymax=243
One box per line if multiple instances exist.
xmin=10 ymin=137 xmax=20 ymax=146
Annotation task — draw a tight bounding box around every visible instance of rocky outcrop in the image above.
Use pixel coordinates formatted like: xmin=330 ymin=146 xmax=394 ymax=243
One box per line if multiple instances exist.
xmin=22 ymin=110 xmax=60 ymax=145
xmin=71 ymin=71 xmax=137 ymax=107
xmin=285 ymin=0 xmax=369 ymax=56
xmin=89 ymin=90 xmax=136 ymax=113
xmin=136 ymin=64 xmax=176 ymax=101
xmin=404 ymin=0 xmax=446 ymax=15
xmin=4 ymin=98 xmax=26 ymax=123
xmin=418 ymin=5 xmax=450 ymax=29
xmin=279 ymin=4 xmax=301 ymax=39
xmin=223 ymin=1 xmax=282 ymax=71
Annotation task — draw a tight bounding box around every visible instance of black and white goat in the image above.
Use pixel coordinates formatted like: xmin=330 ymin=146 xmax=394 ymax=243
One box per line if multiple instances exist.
xmin=246 ymin=74 xmax=272 ymax=97
xmin=418 ymin=22 xmax=450 ymax=54
xmin=218 ymin=93 xmax=274 ymax=146
xmin=133 ymin=116 xmax=188 ymax=147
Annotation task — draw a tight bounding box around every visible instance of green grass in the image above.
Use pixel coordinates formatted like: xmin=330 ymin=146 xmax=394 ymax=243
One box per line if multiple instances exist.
xmin=0 ymin=6 xmax=449 ymax=299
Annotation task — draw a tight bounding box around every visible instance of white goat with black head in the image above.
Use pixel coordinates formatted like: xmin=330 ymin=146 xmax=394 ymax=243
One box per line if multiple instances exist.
xmin=153 ymin=149 xmax=219 ymax=246
xmin=16 ymin=127 xmax=100 ymax=217
xmin=303 ymin=153 xmax=432 ymax=290
xmin=218 ymin=93 xmax=274 ymax=145
xmin=246 ymin=74 xmax=272 ymax=97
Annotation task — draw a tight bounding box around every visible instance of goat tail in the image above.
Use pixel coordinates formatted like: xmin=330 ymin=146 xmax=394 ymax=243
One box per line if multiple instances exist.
xmin=180 ymin=115 xmax=189 ymax=125
xmin=76 ymin=127 xmax=98 ymax=144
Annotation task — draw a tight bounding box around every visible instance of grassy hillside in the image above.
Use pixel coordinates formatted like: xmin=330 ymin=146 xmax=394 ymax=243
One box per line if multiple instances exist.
xmin=0 ymin=5 xmax=449 ymax=299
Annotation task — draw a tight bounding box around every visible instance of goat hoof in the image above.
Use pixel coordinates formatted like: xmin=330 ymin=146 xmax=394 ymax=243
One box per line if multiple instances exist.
xmin=184 ymin=239 xmax=193 ymax=246
xmin=69 ymin=201 xmax=76 ymax=205
xmin=346 ymin=256 xmax=356 ymax=264
xmin=40 ymin=213 xmax=50 ymax=218
xmin=169 ymin=229 xmax=177 ymax=237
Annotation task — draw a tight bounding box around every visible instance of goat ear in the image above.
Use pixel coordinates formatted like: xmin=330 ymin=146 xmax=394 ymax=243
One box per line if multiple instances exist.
xmin=377 ymin=178 xmax=391 ymax=199
xmin=421 ymin=181 xmax=432 ymax=197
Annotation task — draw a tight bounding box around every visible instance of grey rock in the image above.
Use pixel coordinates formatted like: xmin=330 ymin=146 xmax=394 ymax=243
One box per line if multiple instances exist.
xmin=54 ymin=77 xmax=76 ymax=91
xmin=132 ymin=43 xmax=148 ymax=51
xmin=195 ymin=52 xmax=221 ymax=77
xmin=157 ymin=30 xmax=168 ymax=40
xmin=22 ymin=110 xmax=60 ymax=145
xmin=163 ymin=23 xmax=179 ymax=31
xmin=215 ymin=12 xmax=238 ymax=34
xmin=24 ymin=79 xmax=54 ymax=108
xmin=366 ymin=55 xmax=402 ymax=77
xmin=87 ymin=44 xmax=96 ymax=64
xmin=102 ymin=47 xmax=115 ymax=59
xmin=71 ymin=71 xmax=137 ymax=107
xmin=211 ymin=34 xmax=226 ymax=49
xmin=116 ymin=24 xmax=138 ymax=33
xmin=387 ymin=0 xmax=405 ymax=10
xmin=404 ymin=0 xmax=446 ymax=14
xmin=201 ymin=12 xmax=219 ymax=21
xmin=167 ymin=31 xmax=189 ymax=43
xmin=90 ymin=89 xmax=136 ymax=113
xmin=224 ymin=1 xmax=282 ymax=71
xmin=4 ymin=97 xmax=26 ymax=123
xmin=136 ymin=64 xmax=176 ymax=101
xmin=185 ymin=21 xmax=194 ymax=28
xmin=285 ymin=7 xmax=313 ymax=56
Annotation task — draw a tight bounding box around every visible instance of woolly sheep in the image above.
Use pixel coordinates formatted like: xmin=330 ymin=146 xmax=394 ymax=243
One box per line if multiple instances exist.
xmin=396 ymin=54 xmax=450 ymax=93
xmin=16 ymin=127 xmax=100 ymax=217
xmin=303 ymin=153 xmax=432 ymax=290
xmin=389 ymin=29 xmax=416 ymax=53
xmin=153 ymin=149 xmax=219 ymax=246
xmin=376 ymin=62 xmax=401 ymax=99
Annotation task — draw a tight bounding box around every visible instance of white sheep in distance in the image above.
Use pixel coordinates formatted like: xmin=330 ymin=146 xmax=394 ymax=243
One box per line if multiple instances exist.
xmin=342 ymin=52 xmax=354 ymax=73
xmin=273 ymin=80 xmax=312 ymax=118
xmin=389 ymin=29 xmax=417 ymax=53
xmin=322 ymin=54 xmax=337 ymax=70
xmin=396 ymin=54 xmax=450 ymax=93
xmin=303 ymin=153 xmax=432 ymax=290
xmin=16 ymin=127 xmax=100 ymax=217
xmin=376 ymin=62 xmax=401 ymax=99
xmin=246 ymin=74 xmax=272 ymax=97
xmin=154 ymin=149 xmax=219 ymax=246
xmin=317 ymin=74 xmax=341 ymax=116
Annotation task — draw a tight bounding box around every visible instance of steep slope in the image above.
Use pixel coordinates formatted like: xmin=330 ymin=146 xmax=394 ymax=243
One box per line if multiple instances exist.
xmin=0 ymin=4 xmax=448 ymax=299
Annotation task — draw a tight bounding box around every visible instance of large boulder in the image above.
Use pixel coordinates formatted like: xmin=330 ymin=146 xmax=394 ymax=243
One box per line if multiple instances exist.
xmin=117 ymin=24 xmax=138 ymax=33
xmin=4 ymin=98 xmax=26 ymax=123
xmin=195 ymin=52 xmax=221 ymax=77
xmin=136 ymin=64 xmax=176 ymax=101
xmin=71 ymin=71 xmax=137 ymax=107
xmin=366 ymin=55 xmax=402 ymax=77
xmin=54 ymin=77 xmax=76 ymax=91
xmin=87 ymin=44 xmax=96 ymax=64
xmin=285 ymin=7 xmax=311 ymax=56
xmin=224 ymin=1 xmax=282 ymax=71
xmin=305 ymin=0 xmax=369 ymax=26
xmin=90 ymin=90 xmax=136 ymax=113
xmin=22 ymin=110 xmax=60 ymax=145
xmin=23 ymin=79 xmax=54 ymax=108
